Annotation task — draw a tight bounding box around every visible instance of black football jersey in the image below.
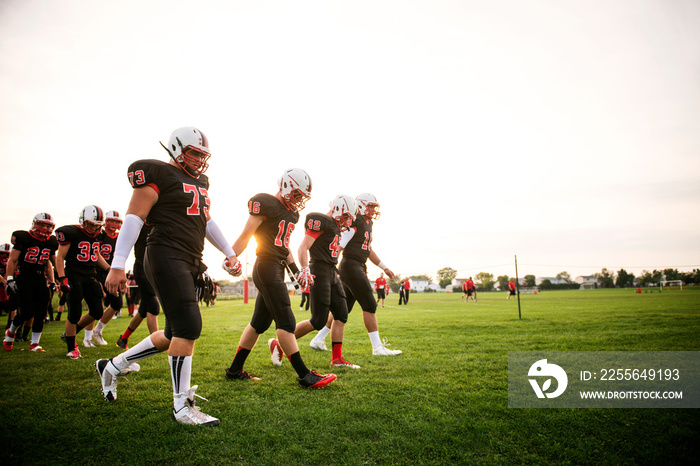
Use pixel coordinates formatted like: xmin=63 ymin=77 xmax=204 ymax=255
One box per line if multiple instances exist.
xmin=10 ymin=230 xmax=58 ymax=279
xmin=55 ymin=224 xmax=101 ymax=274
xmin=133 ymin=223 xmax=151 ymax=264
xmin=249 ymin=193 xmax=299 ymax=261
xmin=304 ymin=213 xmax=340 ymax=265
xmin=340 ymin=214 xmax=373 ymax=263
xmin=127 ymin=159 xmax=209 ymax=260
xmin=98 ymin=230 xmax=118 ymax=265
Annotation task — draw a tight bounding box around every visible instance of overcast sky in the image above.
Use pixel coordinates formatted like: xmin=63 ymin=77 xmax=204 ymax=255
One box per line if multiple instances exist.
xmin=1 ymin=0 xmax=699 ymax=283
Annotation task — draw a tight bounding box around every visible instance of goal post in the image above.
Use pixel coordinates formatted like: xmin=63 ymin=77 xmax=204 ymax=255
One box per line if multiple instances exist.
xmin=660 ymin=280 xmax=683 ymax=291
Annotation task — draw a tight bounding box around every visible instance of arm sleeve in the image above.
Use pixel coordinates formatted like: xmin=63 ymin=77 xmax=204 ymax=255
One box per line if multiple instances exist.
xmin=111 ymin=214 xmax=144 ymax=270
xmin=206 ymin=218 xmax=236 ymax=258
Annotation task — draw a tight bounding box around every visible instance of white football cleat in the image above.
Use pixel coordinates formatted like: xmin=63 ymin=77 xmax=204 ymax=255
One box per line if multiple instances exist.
xmin=95 ymin=359 xmax=119 ymax=401
xmin=372 ymin=339 xmax=402 ymax=356
xmin=83 ymin=338 xmax=96 ymax=348
xmin=92 ymin=331 xmax=108 ymax=346
xmin=173 ymin=385 xmax=220 ymax=426
xmin=268 ymin=338 xmax=284 ymax=366
xmin=310 ymin=339 xmax=328 ymax=352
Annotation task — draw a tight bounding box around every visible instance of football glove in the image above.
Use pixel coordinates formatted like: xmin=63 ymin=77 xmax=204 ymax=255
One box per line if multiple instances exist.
xmin=295 ymin=266 xmax=315 ymax=288
xmin=6 ymin=278 xmax=18 ymax=297
xmin=58 ymin=276 xmax=71 ymax=293
xmin=222 ymin=258 xmax=242 ymax=277
xmin=48 ymin=281 xmax=57 ymax=292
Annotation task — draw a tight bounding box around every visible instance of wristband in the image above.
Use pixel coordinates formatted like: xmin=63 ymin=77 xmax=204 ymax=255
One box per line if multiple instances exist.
xmin=378 ymin=261 xmax=387 ymax=270
xmin=288 ymin=263 xmax=300 ymax=275
xmin=6 ymin=275 xmax=13 ymax=281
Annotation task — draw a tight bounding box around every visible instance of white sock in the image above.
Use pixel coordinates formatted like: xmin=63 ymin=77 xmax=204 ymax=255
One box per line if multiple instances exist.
xmin=170 ymin=355 xmax=193 ymax=411
xmin=84 ymin=329 xmax=93 ymax=340
xmin=31 ymin=332 xmax=42 ymax=345
xmin=96 ymin=321 xmax=106 ymax=332
xmin=369 ymin=331 xmax=382 ymax=349
xmin=313 ymin=326 xmax=331 ymax=342
xmin=112 ymin=335 xmax=159 ymax=371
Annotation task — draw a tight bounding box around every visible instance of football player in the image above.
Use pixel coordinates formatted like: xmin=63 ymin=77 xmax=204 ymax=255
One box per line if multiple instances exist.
xmin=309 ymin=193 xmax=402 ymax=356
xmin=97 ymin=127 xmax=239 ymax=427
xmin=224 ymin=168 xmax=337 ymax=389
xmin=115 ymin=223 xmax=160 ymax=350
xmin=270 ymin=194 xmax=360 ymax=369
xmin=55 ymin=206 xmax=111 ymax=357
xmin=0 ymin=243 xmax=11 ymax=319
xmin=88 ymin=210 xmax=124 ymax=345
xmin=3 ymin=214 xmax=58 ymax=352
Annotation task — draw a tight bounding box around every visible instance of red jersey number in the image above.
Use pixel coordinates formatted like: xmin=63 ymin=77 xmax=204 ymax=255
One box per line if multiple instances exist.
xmin=184 ymin=184 xmax=210 ymax=216
xmin=275 ymin=221 xmax=295 ymax=248
xmin=77 ymin=241 xmax=99 ymax=262
xmin=24 ymin=247 xmax=52 ymax=265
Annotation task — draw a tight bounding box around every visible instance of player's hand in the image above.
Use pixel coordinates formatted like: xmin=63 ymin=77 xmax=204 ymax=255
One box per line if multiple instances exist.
xmin=384 ymin=268 xmax=396 ymax=280
xmin=295 ymin=266 xmax=315 ymax=288
xmin=48 ymin=282 xmax=57 ymax=292
xmin=222 ymin=257 xmax=242 ymax=277
xmin=6 ymin=278 xmax=18 ymax=296
xmin=105 ymin=269 xmax=127 ymax=295
xmin=57 ymin=276 xmax=71 ymax=293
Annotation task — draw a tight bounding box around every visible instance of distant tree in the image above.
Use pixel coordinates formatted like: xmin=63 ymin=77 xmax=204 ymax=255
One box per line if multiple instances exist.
xmin=680 ymin=269 xmax=700 ymax=284
xmin=539 ymin=279 xmax=553 ymax=290
xmin=556 ymin=271 xmax=571 ymax=283
xmin=497 ymin=275 xmax=510 ymax=291
xmin=596 ymin=268 xmax=615 ymax=288
xmin=615 ymin=269 xmax=635 ymax=288
xmin=474 ymin=272 xmax=495 ymax=291
xmin=638 ymin=270 xmax=654 ymax=286
xmin=410 ymin=274 xmax=432 ymax=283
xmin=523 ymin=274 xmax=536 ymax=287
xmin=389 ymin=275 xmax=402 ymax=293
xmin=662 ymin=268 xmax=680 ymax=281
xmin=437 ymin=267 xmax=458 ymax=288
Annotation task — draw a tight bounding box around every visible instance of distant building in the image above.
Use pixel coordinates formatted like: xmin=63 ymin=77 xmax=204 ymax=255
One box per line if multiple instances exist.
xmin=410 ymin=277 xmax=430 ymax=292
xmin=575 ymin=275 xmax=600 ymax=289
xmin=536 ymin=277 xmax=570 ymax=286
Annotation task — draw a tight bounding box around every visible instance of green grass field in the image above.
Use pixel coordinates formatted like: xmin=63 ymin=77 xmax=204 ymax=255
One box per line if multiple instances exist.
xmin=1 ymin=288 xmax=699 ymax=465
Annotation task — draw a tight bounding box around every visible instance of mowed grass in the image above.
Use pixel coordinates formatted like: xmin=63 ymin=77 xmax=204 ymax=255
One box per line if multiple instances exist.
xmin=1 ymin=288 xmax=699 ymax=465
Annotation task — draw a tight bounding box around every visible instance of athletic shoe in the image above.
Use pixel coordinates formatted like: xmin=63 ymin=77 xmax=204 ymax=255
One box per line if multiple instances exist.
xmin=225 ymin=368 xmax=261 ymax=381
xmin=310 ymin=339 xmax=328 ymax=352
xmin=3 ymin=329 xmax=15 ymax=351
xmin=95 ymin=359 xmax=118 ymax=401
xmin=268 ymin=338 xmax=284 ymax=366
xmin=116 ymin=337 xmax=129 ymax=350
xmin=60 ymin=332 xmax=67 ymax=343
xmin=29 ymin=344 xmax=45 ymax=352
xmin=83 ymin=338 xmax=96 ymax=348
xmin=15 ymin=336 xmax=26 ymax=342
xmin=172 ymin=385 xmax=220 ymax=426
xmin=330 ymin=357 xmax=360 ymax=369
xmin=298 ymin=370 xmax=337 ymax=389
xmin=67 ymin=347 xmax=82 ymax=359
xmin=372 ymin=339 xmax=402 ymax=356
xmin=92 ymin=330 xmax=108 ymax=346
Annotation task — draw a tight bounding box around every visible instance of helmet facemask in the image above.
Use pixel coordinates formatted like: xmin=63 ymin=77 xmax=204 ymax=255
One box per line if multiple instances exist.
xmin=31 ymin=213 xmax=55 ymax=240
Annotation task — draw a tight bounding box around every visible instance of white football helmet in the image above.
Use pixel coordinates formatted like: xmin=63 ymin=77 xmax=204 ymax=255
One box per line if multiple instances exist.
xmin=160 ymin=127 xmax=211 ymax=178
xmin=0 ymin=243 xmax=11 ymax=255
xmin=278 ymin=168 xmax=312 ymax=212
xmin=329 ymin=195 xmax=357 ymax=231
xmin=79 ymin=205 xmax=105 ymax=237
xmin=356 ymin=193 xmax=381 ymax=220
xmin=104 ymin=210 xmax=123 ymax=233
xmin=31 ymin=213 xmax=56 ymax=240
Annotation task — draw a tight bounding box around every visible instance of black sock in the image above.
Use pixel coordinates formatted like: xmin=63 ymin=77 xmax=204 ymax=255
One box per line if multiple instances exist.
xmin=289 ymin=352 xmax=309 ymax=378
xmin=66 ymin=336 xmax=76 ymax=352
xmin=229 ymin=348 xmax=251 ymax=373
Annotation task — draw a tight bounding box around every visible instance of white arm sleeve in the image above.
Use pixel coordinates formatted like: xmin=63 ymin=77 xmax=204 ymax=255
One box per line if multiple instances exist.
xmin=111 ymin=214 xmax=144 ymax=270
xmin=339 ymin=228 xmax=356 ymax=249
xmin=206 ymin=218 xmax=235 ymax=258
